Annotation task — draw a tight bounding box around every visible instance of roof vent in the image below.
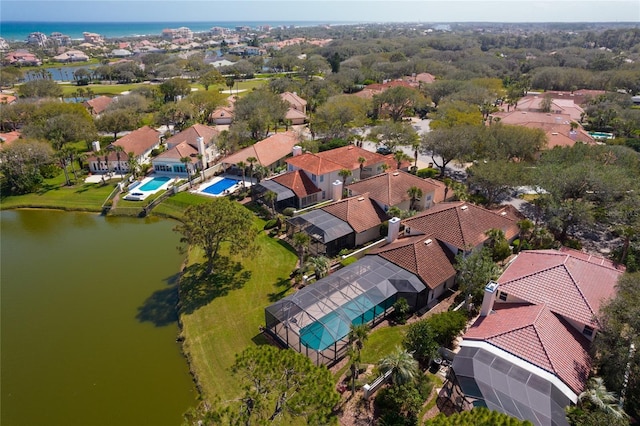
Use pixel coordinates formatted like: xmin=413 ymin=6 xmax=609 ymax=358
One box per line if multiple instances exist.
xmin=501 ymin=211 xmax=507 ymax=216
xmin=392 ymin=172 xmax=399 ymax=176
xmin=460 ymin=205 xmax=468 ymax=210
xmin=551 ymin=132 xmax=559 ymax=136
xmin=424 ymin=238 xmax=433 ymax=245
xmin=358 ymin=197 xmax=365 ymax=201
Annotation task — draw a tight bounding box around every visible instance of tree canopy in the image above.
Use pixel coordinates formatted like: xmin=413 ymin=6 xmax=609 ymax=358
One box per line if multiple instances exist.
xmin=174 ymin=199 xmax=257 ymax=275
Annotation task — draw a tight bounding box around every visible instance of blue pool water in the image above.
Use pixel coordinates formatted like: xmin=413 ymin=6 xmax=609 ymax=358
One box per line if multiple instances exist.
xmin=139 ymin=176 xmax=171 ymax=191
xmin=202 ymin=178 xmax=238 ymax=195
xmin=299 ymin=295 xmax=392 ymax=351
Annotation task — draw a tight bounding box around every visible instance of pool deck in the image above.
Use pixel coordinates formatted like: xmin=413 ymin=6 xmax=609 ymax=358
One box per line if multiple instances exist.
xmin=193 ymin=174 xmax=254 ymax=197
xmin=123 ymin=176 xmax=176 ymax=201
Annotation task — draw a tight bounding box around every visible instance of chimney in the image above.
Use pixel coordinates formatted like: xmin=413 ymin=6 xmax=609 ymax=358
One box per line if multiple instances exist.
xmin=387 ymin=217 xmax=401 ymax=243
xmin=332 ymin=180 xmax=343 ymax=201
xmin=292 ymin=145 xmax=302 ymax=156
xmin=197 ymin=136 xmax=206 ymax=167
xmin=480 ymin=281 xmax=499 ymax=317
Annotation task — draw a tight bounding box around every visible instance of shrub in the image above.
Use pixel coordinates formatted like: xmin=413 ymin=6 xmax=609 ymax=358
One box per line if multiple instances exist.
xmin=282 ymin=207 xmax=296 ymax=217
xmin=340 ymin=256 xmax=358 ymax=267
xmin=263 ymin=219 xmax=278 ymax=230
xmin=416 ymin=168 xmax=439 ymax=179
xmin=393 ymin=297 xmax=410 ymax=324
xmin=403 ymin=320 xmax=438 ymax=365
xmin=563 ymin=239 xmax=583 ymax=250
xmin=425 ymin=310 xmax=468 ymax=348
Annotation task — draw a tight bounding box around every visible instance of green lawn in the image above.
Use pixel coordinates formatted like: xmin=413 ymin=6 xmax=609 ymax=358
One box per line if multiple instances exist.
xmin=179 ymin=213 xmax=298 ymax=402
xmin=360 ymin=323 xmax=408 ymax=365
xmin=0 ymin=175 xmax=118 ymax=212
xmin=151 ymin=192 xmax=212 ymax=220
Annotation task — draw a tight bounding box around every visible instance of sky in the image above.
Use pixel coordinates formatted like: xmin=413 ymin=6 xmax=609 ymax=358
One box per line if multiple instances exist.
xmin=2 ymin=0 xmax=639 ymax=23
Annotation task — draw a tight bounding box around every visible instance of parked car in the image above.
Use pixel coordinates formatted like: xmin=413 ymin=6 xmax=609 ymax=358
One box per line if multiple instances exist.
xmin=376 ymin=146 xmax=392 ymax=155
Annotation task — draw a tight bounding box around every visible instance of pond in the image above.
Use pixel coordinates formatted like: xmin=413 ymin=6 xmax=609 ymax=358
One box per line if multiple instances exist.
xmin=1 ymin=209 xmax=197 ymax=426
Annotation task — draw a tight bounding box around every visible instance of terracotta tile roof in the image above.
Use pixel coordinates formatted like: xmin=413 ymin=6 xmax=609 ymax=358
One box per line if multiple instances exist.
xmin=365 ymin=80 xmax=415 ymax=92
xmin=164 ymin=124 xmax=219 ymax=149
xmin=0 ymin=130 xmax=21 ymax=147
xmin=223 ymin=131 xmax=299 ymax=167
xmin=280 ymin=92 xmax=307 ymax=109
xmin=209 ymin=106 xmax=234 ymax=120
xmin=515 ymin=95 xmax=585 ymax=121
xmin=348 ymin=170 xmax=447 ymax=207
xmin=84 ymin=95 xmax=113 ymax=115
xmin=154 ymin=141 xmax=198 ymax=162
xmin=113 ymin=126 xmax=160 ymax=157
xmin=402 ymin=201 xmax=520 ymax=251
xmin=0 ymin=94 xmax=17 ymax=104
xmin=285 ymin=108 xmax=307 ymax=120
xmin=370 ymin=234 xmax=456 ymax=290
xmin=321 ymin=193 xmax=388 ymax=233
xmin=317 ymin=145 xmax=387 ymax=171
xmin=382 ymin=153 xmax=413 ymax=171
xmin=286 ymin=152 xmax=344 ymax=175
xmin=465 ymin=303 xmax=591 ymax=394
xmin=272 ymin=170 xmax=321 ymax=198
xmin=493 ymin=110 xmax=574 ymax=126
xmin=498 ymin=249 xmax=624 ymax=327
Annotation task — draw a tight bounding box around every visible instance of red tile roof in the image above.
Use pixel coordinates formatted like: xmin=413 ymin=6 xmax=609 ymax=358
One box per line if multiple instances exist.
xmin=370 ymin=234 xmax=456 ymax=290
xmin=317 ymin=145 xmax=387 ymax=171
xmin=114 ymin=126 xmax=160 ymax=156
xmin=497 ymin=249 xmax=624 ymax=328
xmin=0 ymin=130 xmax=21 ymax=148
xmin=223 ymin=131 xmax=299 ymax=167
xmin=321 ymin=193 xmax=388 ymax=233
xmin=402 ymin=202 xmax=520 ymax=251
xmin=280 ymin=92 xmax=307 ymax=109
xmin=84 ymin=95 xmax=113 ymax=115
xmin=465 ymin=303 xmax=591 ymax=394
xmin=154 ymin=140 xmax=198 ymax=162
xmin=348 ymin=170 xmax=447 ymax=207
xmin=272 ymin=170 xmax=321 ymax=198
xmin=164 ymin=124 xmax=219 ymax=149
xmin=286 ymin=152 xmax=343 ymax=175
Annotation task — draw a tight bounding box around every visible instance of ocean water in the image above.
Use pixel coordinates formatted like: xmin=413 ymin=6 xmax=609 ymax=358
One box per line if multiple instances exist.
xmin=0 ymin=21 xmax=343 ymax=41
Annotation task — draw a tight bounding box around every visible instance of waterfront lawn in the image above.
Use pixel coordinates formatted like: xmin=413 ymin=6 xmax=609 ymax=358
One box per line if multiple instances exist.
xmin=151 ymin=192 xmax=212 ymax=220
xmin=179 ymin=213 xmax=297 ymax=403
xmin=0 ymin=177 xmax=119 ymax=211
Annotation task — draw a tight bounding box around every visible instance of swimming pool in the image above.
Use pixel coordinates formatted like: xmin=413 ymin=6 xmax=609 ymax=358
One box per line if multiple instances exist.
xmin=202 ymin=178 xmax=238 ymax=196
xmin=588 ymin=131 xmax=614 ymax=140
xmin=139 ymin=176 xmax=172 ymax=191
xmin=299 ymin=295 xmax=391 ymax=351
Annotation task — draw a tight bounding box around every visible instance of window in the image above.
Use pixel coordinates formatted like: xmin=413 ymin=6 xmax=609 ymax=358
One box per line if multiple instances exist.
xmin=320 ymin=175 xmax=324 ymax=182
xmin=583 ymin=326 xmax=594 ymax=338
xmin=498 ymin=291 xmax=507 ymax=301
xmin=311 ymin=174 xmax=316 ymax=182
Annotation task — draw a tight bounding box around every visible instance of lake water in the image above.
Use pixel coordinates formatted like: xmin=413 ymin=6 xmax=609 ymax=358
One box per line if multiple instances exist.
xmin=1 ymin=210 xmax=197 ymax=426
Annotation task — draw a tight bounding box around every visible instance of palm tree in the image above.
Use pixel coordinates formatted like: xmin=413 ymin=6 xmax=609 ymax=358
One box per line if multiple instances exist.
xmin=236 ymin=161 xmax=246 ymax=187
xmin=180 ymin=157 xmax=192 ymax=185
xmin=579 ymin=377 xmax=627 ymax=419
xmin=292 ymin=231 xmax=310 ymax=270
xmin=196 ymin=154 xmax=205 ymax=181
xmin=254 ymin=165 xmax=269 ymax=183
xmin=338 ymin=168 xmax=352 ymax=198
xmin=246 ymin=156 xmax=257 ymax=185
xmin=411 ymin=139 xmax=420 ymax=171
xmin=393 ymin=150 xmax=411 ymax=170
xmin=111 ymin=145 xmax=125 ymax=174
xmin=407 ymin=186 xmax=423 ymax=211
xmin=378 ymin=346 xmax=420 ymax=386
xmin=127 ymin=152 xmax=139 ymax=178
xmin=306 ymin=255 xmax=331 ymax=279
xmin=263 ymin=190 xmax=277 ymax=216
xmin=357 ymin=156 xmax=366 ymax=175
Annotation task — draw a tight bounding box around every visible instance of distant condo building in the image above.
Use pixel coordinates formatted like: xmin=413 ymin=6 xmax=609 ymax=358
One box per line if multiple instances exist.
xmin=0 ymin=38 xmax=9 ymax=51
xmin=83 ymin=32 xmax=104 ymax=44
xmin=27 ymin=32 xmax=48 ymax=47
xmin=209 ymin=27 xmax=227 ymax=36
xmin=161 ymin=27 xmax=193 ymax=40
xmin=50 ymin=32 xmax=72 ymax=46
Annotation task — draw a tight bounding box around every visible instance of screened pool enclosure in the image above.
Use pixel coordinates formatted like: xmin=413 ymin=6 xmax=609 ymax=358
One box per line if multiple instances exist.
xmin=265 ymin=255 xmax=428 ymax=365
